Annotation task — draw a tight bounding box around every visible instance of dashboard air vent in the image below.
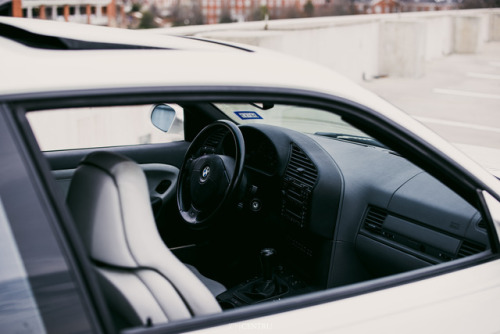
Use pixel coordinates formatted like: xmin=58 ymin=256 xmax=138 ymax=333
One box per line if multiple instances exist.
xmin=284 ymin=143 xmax=318 ymax=189
xmin=281 ymin=143 xmax=318 ymax=228
xmin=363 ymin=207 xmax=387 ymax=235
xmin=203 ymin=128 xmax=227 ymax=150
xmin=477 ymin=220 xmax=487 ymax=230
xmin=457 ymin=240 xmax=486 ymax=258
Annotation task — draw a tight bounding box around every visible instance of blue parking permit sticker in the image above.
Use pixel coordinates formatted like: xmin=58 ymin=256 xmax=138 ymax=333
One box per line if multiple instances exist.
xmin=234 ymin=111 xmax=263 ymax=120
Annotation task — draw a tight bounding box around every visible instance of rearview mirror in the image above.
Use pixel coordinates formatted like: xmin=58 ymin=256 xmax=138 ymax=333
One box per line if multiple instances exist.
xmin=151 ymin=104 xmax=176 ymax=132
xmin=250 ymin=102 xmax=274 ymax=110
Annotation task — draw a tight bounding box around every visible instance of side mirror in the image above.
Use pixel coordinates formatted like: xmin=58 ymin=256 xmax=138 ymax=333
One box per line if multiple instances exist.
xmin=151 ymin=104 xmax=176 ymax=132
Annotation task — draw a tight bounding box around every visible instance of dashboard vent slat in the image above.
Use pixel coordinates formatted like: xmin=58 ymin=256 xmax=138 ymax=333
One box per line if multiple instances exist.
xmin=363 ymin=207 xmax=388 ymax=234
xmin=477 ymin=220 xmax=487 ymax=230
xmin=203 ymin=129 xmax=227 ymax=149
xmin=281 ymin=143 xmax=318 ymax=228
xmin=285 ymin=143 xmax=318 ymax=189
xmin=457 ymin=240 xmax=486 ymax=258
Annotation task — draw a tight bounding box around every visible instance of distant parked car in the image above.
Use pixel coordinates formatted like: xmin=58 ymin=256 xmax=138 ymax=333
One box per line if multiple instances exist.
xmin=1 ymin=16 xmax=499 ymax=334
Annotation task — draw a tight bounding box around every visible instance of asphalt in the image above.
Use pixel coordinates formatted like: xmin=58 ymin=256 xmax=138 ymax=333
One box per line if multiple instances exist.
xmin=359 ymin=42 xmax=500 ymax=172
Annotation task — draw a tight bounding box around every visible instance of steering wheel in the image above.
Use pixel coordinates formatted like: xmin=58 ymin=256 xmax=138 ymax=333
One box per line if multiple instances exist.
xmin=177 ymin=120 xmax=245 ymax=227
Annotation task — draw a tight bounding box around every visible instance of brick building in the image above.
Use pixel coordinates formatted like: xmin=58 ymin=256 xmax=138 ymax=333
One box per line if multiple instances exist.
xmin=202 ymin=0 xmax=327 ymax=24
xmin=354 ymin=0 xmax=459 ymax=14
xmin=7 ymin=0 xmax=124 ymax=25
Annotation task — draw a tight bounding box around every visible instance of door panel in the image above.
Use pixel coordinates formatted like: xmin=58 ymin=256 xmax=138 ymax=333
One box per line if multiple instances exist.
xmin=45 ymin=141 xmax=190 ymax=171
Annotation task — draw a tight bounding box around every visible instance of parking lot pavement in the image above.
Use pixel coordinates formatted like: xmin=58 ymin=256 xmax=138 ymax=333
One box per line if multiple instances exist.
xmin=359 ymin=42 xmax=500 ymax=172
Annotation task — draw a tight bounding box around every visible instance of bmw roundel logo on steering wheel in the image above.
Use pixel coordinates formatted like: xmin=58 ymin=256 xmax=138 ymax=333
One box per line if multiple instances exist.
xmin=201 ymin=166 xmax=210 ymax=182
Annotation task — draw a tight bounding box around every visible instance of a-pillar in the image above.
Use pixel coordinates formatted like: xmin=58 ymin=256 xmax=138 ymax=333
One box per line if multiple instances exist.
xmin=12 ymin=0 xmax=23 ymax=17
xmin=63 ymin=4 xmax=69 ymax=21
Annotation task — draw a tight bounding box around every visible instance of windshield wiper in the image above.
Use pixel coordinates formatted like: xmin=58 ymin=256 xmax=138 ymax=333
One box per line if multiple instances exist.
xmin=314 ymin=132 xmax=387 ymax=149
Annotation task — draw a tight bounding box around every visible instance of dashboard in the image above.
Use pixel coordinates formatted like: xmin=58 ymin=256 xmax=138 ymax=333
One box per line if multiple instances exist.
xmin=48 ymin=119 xmax=492 ymax=308
xmin=217 ymin=123 xmax=490 ymax=289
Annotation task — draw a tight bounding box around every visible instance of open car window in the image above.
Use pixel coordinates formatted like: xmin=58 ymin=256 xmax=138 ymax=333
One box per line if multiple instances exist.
xmin=27 ymin=104 xmax=184 ymax=151
xmin=22 ymin=98 xmax=493 ymax=333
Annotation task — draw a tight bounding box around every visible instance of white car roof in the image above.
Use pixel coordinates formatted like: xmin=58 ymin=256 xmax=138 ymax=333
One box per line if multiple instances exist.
xmin=0 ymin=17 xmax=378 ymax=108
xmin=2 ymin=17 xmax=500 ymax=193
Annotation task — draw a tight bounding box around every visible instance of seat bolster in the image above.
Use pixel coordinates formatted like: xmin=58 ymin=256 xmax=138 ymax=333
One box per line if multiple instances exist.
xmin=136 ymin=270 xmax=192 ymax=321
xmin=107 ymin=155 xmax=223 ymax=315
xmin=97 ymin=268 xmax=168 ymax=326
xmin=144 ymin=248 xmax=223 ymax=316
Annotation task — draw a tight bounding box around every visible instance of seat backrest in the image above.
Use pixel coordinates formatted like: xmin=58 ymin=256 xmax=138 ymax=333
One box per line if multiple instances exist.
xmin=66 ymin=151 xmax=221 ymax=326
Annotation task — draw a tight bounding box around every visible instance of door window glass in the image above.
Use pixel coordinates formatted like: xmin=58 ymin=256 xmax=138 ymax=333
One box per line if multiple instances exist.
xmin=0 ymin=198 xmax=46 ymax=334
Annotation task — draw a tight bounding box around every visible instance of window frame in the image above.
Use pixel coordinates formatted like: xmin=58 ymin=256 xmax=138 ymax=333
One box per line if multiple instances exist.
xmin=6 ymin=85 xmax=500 ymax=333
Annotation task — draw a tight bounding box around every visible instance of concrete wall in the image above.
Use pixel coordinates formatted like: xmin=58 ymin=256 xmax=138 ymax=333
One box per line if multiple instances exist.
xmin=155 ymin=9 xmax=500 ymax=82
xmin=378 ymin=20 xmax=426 ymax=78
xmin=492 ymin=13 xmax=500 ymax=41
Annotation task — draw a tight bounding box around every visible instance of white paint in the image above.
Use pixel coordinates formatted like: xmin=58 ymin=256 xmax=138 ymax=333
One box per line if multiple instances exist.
xmin=414 ymin=116 xmax=500 ymax=133
xmin=467 ymin=72 xmax=500 ymax=80
xmin=195 ymin=260 xmax=500 ymax=334
xmin=454 ymin=143 xmax=500 ymax=172
xmin=433 ymin=88 xmax=500 ymax=100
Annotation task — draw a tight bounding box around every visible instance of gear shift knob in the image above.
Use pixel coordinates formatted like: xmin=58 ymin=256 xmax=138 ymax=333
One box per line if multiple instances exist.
xmin=260 ymin=248 xmax=276 ymax=281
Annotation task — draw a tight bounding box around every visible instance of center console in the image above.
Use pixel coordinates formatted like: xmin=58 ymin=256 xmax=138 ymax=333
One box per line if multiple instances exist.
xmin=216 ymin=248 xmax=314 ymax=309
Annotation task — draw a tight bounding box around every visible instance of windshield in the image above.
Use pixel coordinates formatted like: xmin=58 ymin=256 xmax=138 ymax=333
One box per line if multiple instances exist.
xmin=216 ymin=103 xmax=371 ymax=138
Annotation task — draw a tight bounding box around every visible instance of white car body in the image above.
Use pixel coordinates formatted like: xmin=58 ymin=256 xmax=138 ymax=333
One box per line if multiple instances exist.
xmin=1 ymin=16 xmax=500 ymax=334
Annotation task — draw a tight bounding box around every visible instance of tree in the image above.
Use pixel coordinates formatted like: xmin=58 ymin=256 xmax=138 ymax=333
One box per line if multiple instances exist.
xmin=303 ymin=0 xmax=314 ymax=17
xmin=219 ymin=5 xmax=234 ymax=23
xmin=130 ymin=2 xmax=142 ymax=12
xmin=284 ymin=5 xmax=302 ymax=18
xmin=460 ymin=0 xmax=500 ymax=8
xmin=171 ymin=0 xmax=204 ymax=26
xmin=252 ymin=5 xmax=269 ymax=21
xmin=138 ymin=10 xmax=159 ymax=29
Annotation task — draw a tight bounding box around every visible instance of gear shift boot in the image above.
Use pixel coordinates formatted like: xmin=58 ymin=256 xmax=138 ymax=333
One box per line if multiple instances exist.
xmin=216 ymin=248 xmax=312 ymax=309
xmin=235 ymin=248 xmax=288 ymax=302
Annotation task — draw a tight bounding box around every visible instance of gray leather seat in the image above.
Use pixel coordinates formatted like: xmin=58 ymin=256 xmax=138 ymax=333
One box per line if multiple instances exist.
xmin=66 ymin=151 xmax=224 ymax=328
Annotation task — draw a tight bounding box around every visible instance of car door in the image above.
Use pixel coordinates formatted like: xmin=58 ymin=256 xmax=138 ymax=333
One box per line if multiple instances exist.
xmin=0 ymin=107 xmax=112 ymax=334
xmin=7 ymin=87 xmax=500 ymax=334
